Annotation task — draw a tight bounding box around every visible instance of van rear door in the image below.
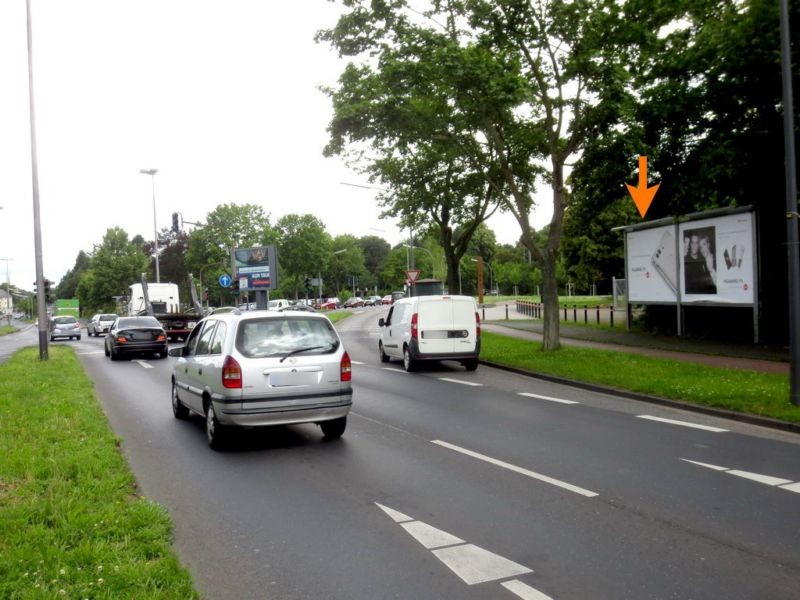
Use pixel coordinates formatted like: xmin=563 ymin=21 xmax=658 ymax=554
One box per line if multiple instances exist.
xmin=417 ymin=297 xmax=456 ymax=354
xmin=450 ymin=297 xmax=478 ymax=353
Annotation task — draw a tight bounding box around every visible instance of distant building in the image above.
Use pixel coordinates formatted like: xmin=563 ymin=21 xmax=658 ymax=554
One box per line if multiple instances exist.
xmin=0 ymin=289 xmax=11 ymax=314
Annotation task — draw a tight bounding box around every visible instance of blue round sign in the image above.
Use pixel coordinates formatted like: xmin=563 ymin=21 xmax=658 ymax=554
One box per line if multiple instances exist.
xmin=219 ymin=274 xmax=232 ymax=288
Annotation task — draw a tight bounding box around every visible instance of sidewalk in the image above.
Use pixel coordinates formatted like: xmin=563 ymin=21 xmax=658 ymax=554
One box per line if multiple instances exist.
xmin=480 ymin=301 xmax=789 ymax=375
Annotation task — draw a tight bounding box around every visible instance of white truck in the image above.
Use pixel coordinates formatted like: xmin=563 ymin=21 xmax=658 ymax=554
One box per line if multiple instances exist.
xmin=128 ymin=281 xmax=200 ymax=341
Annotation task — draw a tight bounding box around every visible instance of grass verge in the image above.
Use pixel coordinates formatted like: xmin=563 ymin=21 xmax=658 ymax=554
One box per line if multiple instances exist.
xmin=0 ymin=346 xmax=198 ymax=599
xmin=326 ymin=311 xmax=353 ymax=324
xmin=481 ymin=331 xmax=798 ymax=423
xmin=0 ymin=325 xmax=17 ymax=336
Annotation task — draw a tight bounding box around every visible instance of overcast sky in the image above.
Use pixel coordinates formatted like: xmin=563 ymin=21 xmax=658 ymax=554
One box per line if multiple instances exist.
xmin=0 ymin=0 xmax=549 ymax=293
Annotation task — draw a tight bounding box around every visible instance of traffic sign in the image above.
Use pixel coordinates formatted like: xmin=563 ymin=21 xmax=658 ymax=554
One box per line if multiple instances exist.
xmin=406 ymin=269 xmax=421 ymax=284
xmin=219 ymin=274 xmax=232 ymax=288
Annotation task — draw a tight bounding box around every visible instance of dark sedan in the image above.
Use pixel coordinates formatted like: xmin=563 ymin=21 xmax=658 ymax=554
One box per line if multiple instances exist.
xmin=104 ymin=316 xmax=168 ymax=361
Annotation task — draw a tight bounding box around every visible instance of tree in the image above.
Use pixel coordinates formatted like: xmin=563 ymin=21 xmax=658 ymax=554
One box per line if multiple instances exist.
xmin=76 ymin=227 xmax=149 ymax=313
xmin=276 ymin=214 xmax=332 ymax=299
xmin=326 ymin=234 xmax=367 ymax=297
xmin=55 ymin=250 xmax=91 ymax=299
xmin=319 ymin=9 xmax=506 ymax=295
xmin=359 ymin=235 xmax=391 ymax=286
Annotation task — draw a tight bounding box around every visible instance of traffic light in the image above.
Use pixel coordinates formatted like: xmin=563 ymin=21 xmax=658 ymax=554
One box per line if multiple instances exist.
xmin=171 ymin=212 xmax=180 ymax=233
xmin=43 ymin=279 xmax=53 ymax=302
xmin=230 ymin=279 xmax=239 ymax=293
xmin=304 ymin=277 xmax=312 ymax=291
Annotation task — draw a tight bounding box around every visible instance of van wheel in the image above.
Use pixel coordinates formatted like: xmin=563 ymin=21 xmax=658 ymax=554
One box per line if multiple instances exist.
xmin=403 ymin=346 xmax=416 ymax=372
xmin=206 ymin=401 xmax=229 ymax=450
xmin=379 ymin=342 xmax=390 ymax=363
xmin=172 ymin=381 xmax=189 ymax=419
xmin=463 ymin=358 xmax=479 ymax=371
xmin=321 ymin=416 xmax=346 ymax=439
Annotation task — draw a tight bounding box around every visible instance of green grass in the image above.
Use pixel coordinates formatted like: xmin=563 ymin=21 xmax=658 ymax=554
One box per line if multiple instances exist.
xmin=0 ymin=325 xmax=17 ymax=336
xmin=481 ymin=331 xmax=798 ymax=423
xmin=326 ymin=311 xmax=353 ymax=324
xmin=0 ymin=347 xmax=198 ymax=599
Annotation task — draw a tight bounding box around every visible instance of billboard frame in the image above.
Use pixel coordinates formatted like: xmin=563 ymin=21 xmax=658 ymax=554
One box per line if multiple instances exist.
xmin=614 ymin=205 xmax=759 ymax=341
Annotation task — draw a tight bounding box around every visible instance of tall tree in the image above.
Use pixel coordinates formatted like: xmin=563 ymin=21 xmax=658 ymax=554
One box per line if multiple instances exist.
xmin=55 ymin=250 xmax=91 ymax=299
xmin=76 ymin=227 xmax=149 ymax=313
xmin=276 ymin=214 xmax=333 ymax=299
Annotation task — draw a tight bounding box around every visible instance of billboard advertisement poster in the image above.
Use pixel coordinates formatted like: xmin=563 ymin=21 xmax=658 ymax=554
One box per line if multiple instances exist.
xmin=626 ymin=224 xmax=679 ymax=303
xmin=234 ymin=246 xmax=278 ymax=290
xmin=678 ymin=212 xmax=755 ymax=304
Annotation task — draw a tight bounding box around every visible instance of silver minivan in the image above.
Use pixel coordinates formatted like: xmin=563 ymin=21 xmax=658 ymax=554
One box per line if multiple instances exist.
xmin=169 ymin=310 xmax=352 ymax=449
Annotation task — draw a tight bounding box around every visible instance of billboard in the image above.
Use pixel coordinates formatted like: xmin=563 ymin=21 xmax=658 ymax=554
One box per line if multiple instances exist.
xmin=624 ymin=209 xmax=756 ymax=306
xmin=233 ymin=245 xmax=278 ymax=291
xmin=678 ymin=212 xmax=755 ymax=304
xmin=626 ymin=224 xmax=679 ymax=303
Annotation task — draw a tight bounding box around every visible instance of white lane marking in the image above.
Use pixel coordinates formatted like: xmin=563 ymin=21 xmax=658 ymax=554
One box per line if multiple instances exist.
xmin=682 ymin=459 xmax=800 ymax=491
xmin=637 ymin=415 xmax=728 ymax=432
xmin=681 ymin=459 xmax=729 ymax=471
xmin=518 ymin=392 xmax=579 ymax=405
xmin=432 ymin=440 xmax=598 ymax=498
xmin=726 ymin=470 xmax=793 ymax=486
xmin=376 ymin=503 xmax=532 ymax=587
xmin=438 ymin=378 xmax=483 ymax=387
xmin=134 ymin=360 xmax=154 ymax=369
xmin=432 ymin=544 xmax=531 ymax=585
xmin=381 ymin=367 xmax=409 ymax=374
xmin=77 ymin=351 xmax=105 ymax=355
xmin=779 ymin=482 xmax=800 ymax=494
xmin=351 ymin=360 xmax=365 ymax=365
xmin=375 ymin=503 xmax=413 ymax=523
xmin=502 ymin=579 xmax=554 ymax=600
xmin=402 ymin=521 xmax=464 ymax=549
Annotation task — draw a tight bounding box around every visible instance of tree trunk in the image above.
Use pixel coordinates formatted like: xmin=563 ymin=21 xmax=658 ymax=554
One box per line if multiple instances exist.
xmin=540 ymin=156 xmax=567 ymax=351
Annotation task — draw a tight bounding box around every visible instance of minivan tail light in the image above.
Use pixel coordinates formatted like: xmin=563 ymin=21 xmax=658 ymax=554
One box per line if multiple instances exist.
xmin=340 ymin=352 xmax=352 ymax=382
xmin=475 ymin=312 xmax=481 ymax=337
xmin=222 ymin=355 xmax=242 ymax=389
xmin=411 ymin=313 xmax=418 ymax=339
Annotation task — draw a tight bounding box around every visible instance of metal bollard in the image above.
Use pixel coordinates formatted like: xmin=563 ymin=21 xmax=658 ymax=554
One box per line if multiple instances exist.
xmin=505 ymin=304 xmax=509 ymax=320
xmin=584 ymin=305 xmax=588 ymax=324
xmin=596 ymin=306 xmax=600 ymax=324
xmin=610 ymin=307 xmax=614 ymax=327
xmin=573 ymin=305 xmax=577 ymax=322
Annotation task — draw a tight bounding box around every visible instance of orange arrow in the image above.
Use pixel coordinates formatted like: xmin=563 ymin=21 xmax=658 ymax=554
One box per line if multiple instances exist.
xmin=626 ymin=155 xmax=660 ymax=218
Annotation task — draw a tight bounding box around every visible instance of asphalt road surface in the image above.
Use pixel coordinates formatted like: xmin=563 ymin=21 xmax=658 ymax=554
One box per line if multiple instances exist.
xmin=63 ymin=308 xmax=800 ymax=600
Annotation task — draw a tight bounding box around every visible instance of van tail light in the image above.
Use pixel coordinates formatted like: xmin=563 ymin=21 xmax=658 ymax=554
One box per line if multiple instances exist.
xmin=222 ymin=355 xmax=242 ymax=389
xmin=340 ymin=352 xmax=352 ymax=382
xmin=475 ymin=312 xmax=481 ymax=337
xmin=411 ymin=313 xmax=418 ymax=339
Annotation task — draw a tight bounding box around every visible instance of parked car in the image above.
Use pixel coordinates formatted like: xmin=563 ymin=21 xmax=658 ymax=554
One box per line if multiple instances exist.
xmin=378 ymin=295 xmax=480 ymax=371
xmin=267 ymin=299 xmax=290 ymax=310
xmin=104 ymin=316 xmax=168 ymax=361
xmin=381 ymin=294 xmax=392 ymax=305
xmin=317 ymin=298 xmax=341 ymax=310
xmin=169 ymin=309 xmax=352 ymax=449
xmin=343 ymin=297 xmax=365 ymax=308
xmin=364 ymin=295 xmax=383 ymax=307
xmin=87 ymin=313 xmax=118 ymax=336
xmin=391 ymin=291 xmax=406 ymax=304
xmin=278 ymin=304 xmax=317 ymax=313
xmin=50 ymin=315 xmax=81 ymax=341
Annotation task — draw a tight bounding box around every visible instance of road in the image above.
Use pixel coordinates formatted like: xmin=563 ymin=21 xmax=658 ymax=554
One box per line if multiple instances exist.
xmin=60 ymin=308 xmax=800 ymax=599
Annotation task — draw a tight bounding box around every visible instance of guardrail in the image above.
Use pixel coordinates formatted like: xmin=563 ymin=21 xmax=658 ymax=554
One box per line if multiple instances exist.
xmin=515 ymin=301 xmax=622 ymax=327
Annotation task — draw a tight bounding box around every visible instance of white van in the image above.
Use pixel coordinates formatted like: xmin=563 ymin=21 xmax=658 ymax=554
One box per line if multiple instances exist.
xmin=378 ymin=295 xmax=480 ymax=371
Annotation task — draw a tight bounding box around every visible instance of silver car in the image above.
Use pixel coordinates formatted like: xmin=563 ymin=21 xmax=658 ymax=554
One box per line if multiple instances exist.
xmin=49 ymin=315 xmax=81 ymax=341
xmin=87 ymin=313 xmax=118 ymax=336
xmin=169 ymin=309 xmax=352 ymax=449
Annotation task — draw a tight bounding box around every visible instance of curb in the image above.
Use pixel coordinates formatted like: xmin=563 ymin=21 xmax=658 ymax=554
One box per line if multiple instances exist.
xmin=480 ymin=360 xmax=800 ymax=435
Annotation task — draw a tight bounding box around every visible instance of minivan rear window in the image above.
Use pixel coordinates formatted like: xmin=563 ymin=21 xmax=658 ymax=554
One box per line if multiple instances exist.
xmin=236 ymin=317 xmax=339 ymax=358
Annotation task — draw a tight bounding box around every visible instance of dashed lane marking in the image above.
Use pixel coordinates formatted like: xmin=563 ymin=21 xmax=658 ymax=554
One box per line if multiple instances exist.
xmin=682 ymin=459 xmax=800 ymax=494
xmin=438 ymin=378 xmax=483 ymax=387
xmin=381 ymin=367 xmax=409 ymax=374
xmin=376 ymin=503 xmax=533 ymax=587
xmin=518 ymin=392 xmax=579 ymax=405
xmin=351 ymin=360 xmax=365 ymax=365
xmin=502 ymin=579 xmax=555 ymax=600
xmin=134 ymin=360 xmax=154 ymax=369
xmin=637 ymin=415 xmax=728 ymax=433
xmin=432 ymin=440 xmax=598 ymax=498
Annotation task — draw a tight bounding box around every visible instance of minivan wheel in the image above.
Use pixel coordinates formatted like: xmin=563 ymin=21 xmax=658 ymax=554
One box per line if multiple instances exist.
xmin=321 ymin=416 xmax=347 ymax=439
xmin=171 ymin=382 xmax=189 ymax=420
xmin=206 ymin=402 xmax=228 ymax=450
xmin=403 ymin=346 xmax=416 ymax=372
xmin=463 ymin=358 xmax=479 ymax=371
xmin=379 ymin=342 xmax=390 ymax=363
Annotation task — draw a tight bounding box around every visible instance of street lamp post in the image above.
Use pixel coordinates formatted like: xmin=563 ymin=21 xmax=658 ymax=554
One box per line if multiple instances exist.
xmin=139 ymin=168 xmax=160 ymax=283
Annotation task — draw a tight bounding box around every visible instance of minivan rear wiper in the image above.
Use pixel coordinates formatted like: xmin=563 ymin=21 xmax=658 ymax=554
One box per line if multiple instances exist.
xmin=279 ymin=346 xmax=325 ymax=363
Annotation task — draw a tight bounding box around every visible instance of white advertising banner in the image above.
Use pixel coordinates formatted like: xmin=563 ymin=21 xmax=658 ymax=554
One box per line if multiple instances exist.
xmin=678 ymin=212 xmax=755 ymax=304
xmin=626 ymin=224 xmax=679 ymax=303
